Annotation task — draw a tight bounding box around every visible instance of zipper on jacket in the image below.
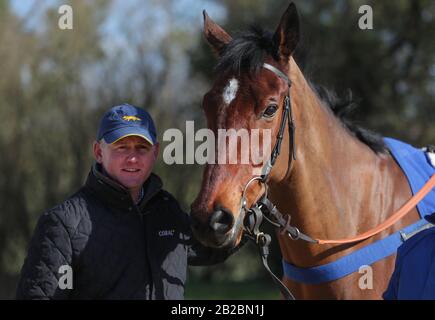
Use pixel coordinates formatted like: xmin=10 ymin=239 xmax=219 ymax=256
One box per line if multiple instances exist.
xmin=137 ymin=206 xmax=154 ymax=300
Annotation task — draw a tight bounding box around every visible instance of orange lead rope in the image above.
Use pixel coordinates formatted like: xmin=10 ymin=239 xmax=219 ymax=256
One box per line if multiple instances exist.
xmin=316 ymin=174 xmax=435 ymax=245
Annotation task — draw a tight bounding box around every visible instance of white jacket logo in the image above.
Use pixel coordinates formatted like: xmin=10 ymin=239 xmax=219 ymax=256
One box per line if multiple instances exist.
xmin=158 ymin=230 xmax=175 ymax=237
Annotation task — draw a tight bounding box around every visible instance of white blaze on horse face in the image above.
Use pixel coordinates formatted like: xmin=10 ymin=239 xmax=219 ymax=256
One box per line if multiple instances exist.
xmin=217 ymin=78 xmax=238 ymax=131
xmin=222 ymin=78 xmax=239 ymax=105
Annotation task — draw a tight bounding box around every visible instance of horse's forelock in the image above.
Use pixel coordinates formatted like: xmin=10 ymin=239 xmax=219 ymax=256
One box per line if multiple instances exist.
xmin=215 ymin=27 xmax=279 ymax=76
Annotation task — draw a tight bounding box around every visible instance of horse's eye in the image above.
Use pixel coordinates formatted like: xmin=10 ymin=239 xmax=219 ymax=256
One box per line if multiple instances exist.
xmin=262 ymin=104 xmax=278 ymax=118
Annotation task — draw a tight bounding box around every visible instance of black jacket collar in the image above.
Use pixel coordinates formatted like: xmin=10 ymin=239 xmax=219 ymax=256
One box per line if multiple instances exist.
xmin=84 ymin=163 xmax=163 ymax=214
xmin=425 ymin=212 xmax=435 ymax=224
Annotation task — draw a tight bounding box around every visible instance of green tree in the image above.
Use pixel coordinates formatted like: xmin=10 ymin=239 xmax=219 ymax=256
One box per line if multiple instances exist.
xmin=0 ymin=0 xmax=109 ymax=298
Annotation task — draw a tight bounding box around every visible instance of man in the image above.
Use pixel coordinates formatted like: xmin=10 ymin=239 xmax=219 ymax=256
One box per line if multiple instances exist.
xmin=16 ymin=103 xmax=238 ymax=299
xmin=383 ymin=213 xmax=435 ymax=300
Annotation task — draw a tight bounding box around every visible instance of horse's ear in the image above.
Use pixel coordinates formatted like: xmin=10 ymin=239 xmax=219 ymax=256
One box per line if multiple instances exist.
xmin=273 ymin=2 xmax=300 ymax=62
xmin=203 ymin=10 xmax=232 ymax=56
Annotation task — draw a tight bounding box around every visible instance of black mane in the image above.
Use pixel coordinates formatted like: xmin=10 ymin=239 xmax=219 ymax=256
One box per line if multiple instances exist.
xmin=312 ymin=85 xmax=387 ymax=154
xmin=215 ymin=27 xmax=387 ymax=154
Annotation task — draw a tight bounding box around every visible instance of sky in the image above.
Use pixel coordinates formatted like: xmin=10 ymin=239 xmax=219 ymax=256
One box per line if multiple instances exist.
xmin=8 ymin=0 xmax=226 ymax=82
xmin=9 ymin=0 xmax=226 ymax=39
xmin=8 ymin=0 xmax=226 ymax=87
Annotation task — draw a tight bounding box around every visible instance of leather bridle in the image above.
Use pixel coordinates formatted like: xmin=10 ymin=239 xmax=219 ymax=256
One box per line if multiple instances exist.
xmin=241 ymin=62 xmax=299 ymax=300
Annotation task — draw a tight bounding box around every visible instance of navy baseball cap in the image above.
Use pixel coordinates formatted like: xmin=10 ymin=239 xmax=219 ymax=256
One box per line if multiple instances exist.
xmin=97 ymin=104 xmax=157 ymax=145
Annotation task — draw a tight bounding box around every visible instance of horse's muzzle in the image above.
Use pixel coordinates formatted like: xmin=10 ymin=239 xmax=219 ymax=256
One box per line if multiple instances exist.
xmin=190 ymin=207 xmax=236 ymax=248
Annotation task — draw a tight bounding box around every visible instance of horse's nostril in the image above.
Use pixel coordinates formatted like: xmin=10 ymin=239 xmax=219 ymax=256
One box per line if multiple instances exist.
xmin=209 ymin=207 xmax=234 ymax=234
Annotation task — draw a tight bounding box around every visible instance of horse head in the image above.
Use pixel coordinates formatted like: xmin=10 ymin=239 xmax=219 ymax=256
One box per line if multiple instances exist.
xmin=190 ymin=3 xmax=300 ymax=249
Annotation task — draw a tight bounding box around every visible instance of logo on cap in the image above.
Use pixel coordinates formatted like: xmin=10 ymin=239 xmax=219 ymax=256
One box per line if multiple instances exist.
xmin=122 ymin=115 xmax=141 ymax=122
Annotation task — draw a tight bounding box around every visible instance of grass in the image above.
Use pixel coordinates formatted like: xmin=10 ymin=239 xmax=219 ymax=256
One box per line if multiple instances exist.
xmin=185 ymin=279 xmax=281 ymax=300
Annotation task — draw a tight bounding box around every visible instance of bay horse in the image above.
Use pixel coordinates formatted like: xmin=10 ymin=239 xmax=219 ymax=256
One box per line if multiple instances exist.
xmin=190 ymin=3 xmax=425 ymax=299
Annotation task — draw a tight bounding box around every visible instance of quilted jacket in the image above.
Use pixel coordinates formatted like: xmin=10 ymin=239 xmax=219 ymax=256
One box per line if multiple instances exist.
xmin=16 ymin=164 xmax=233 ymax=299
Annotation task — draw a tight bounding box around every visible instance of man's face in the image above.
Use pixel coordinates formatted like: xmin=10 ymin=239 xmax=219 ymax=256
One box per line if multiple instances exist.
xmin=93 ymin=135 xmax=159 ymax=191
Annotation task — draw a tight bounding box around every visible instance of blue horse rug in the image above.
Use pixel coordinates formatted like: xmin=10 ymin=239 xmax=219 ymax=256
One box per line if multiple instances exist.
xmin=282 ymin=137 xmax=435 ymax=284
xmin=384 ymin=137 xmax=435 ymax=218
